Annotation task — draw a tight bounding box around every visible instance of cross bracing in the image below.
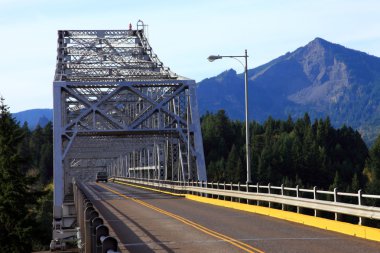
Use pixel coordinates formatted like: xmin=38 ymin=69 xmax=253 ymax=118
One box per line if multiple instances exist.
xmin=52 ymin=22 xmax=207 ymax=234
xmin=55 ymin=26 xmax=177 ymax=82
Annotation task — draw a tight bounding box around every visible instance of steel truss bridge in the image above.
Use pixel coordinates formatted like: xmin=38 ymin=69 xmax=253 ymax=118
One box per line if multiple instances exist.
xmin=52 ymin=21 xmax=206 ymax=243
xmin=51 ymin=22 xmax=380 ymax=252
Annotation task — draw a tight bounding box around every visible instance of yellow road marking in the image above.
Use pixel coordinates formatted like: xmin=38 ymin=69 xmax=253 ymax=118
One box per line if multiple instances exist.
xmin=112 ymin=179 xmax=380 ymax=243
xmin=97 ymin=182 xmax=265 ymax=253
xmin=132 ymin=198 xmax=263 ymax=252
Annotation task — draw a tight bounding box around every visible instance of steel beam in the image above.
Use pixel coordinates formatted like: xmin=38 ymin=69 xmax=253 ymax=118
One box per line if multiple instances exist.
xmin=53 ymin=22 xmax=207 ymax=242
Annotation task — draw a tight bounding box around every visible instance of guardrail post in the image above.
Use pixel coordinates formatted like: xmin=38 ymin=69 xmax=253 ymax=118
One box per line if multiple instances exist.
xmin=223 ymin=182 xmax=226 ymax=200
xmin=201 ymin=180 xmax=204 ymax=197
xmin=246 ymin=182 xmax=250 ymax=204
xmin=313 ymin=186 xmax=319 ymax=217
xmin=230 ymin=182 xmax=233 ymax=202
xmin=281 ymin=184 xmax=284 ymax=210
xmin=256 ymin=182 xmax=260 ymax=206
xmin=333 ymin=187 xmax=340 ymax=221
xmin=75 ymin=184 xmax=87 ymax=250
xmin=268 ymin=183 xmax=272 ymax=208
xmin=238 ymin=182 xmax=241 ymax=203
xmin=211 ymin=181 xmax=215 ymax=199
xmin=82 ymin=200 xmax=92 ymax=244
xmin=296 ymin=185 xmax=300 ymax=213
xmin=89 ymin=210 xmax=99 ymax=252
xmin=85 ymin=207 xmax=97 ymax=253
xmin=358 ymin=189 xmax=363 ymax=225
xmin=102 ymin=236 xmax=118 ymax=253
xmin=206 ymin=181 xmax=209 ymax=198
xmin=96 ymin=225 xmax=109 ymax=253
xmin=91 ymin=217 xmax=103 ymax=251
xmin=217 ymin=182 xmax=220 ymax=199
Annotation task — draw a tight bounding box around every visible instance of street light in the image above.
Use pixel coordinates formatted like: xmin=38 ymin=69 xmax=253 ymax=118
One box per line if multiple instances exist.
xmin=207 ymin=50 xmax=252 ymax=183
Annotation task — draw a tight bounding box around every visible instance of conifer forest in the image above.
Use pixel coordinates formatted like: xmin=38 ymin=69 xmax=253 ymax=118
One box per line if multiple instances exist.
xmin=1 ymin=99 xmax=380 ymax=251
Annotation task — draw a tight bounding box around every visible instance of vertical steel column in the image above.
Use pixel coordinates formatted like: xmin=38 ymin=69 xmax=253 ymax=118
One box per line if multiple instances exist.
xmin=188 ymin=80 xmax=206 ymax=180
xmin=53 ymin=83 xmax=64 ymax=220
xmin=244 ymin=49 xmax=252 ymax=183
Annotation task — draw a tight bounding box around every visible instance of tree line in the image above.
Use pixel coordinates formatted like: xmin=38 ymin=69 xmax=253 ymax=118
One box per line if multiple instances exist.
xmin=2 ymin=98 xmax=380 ymax=251
xmin=202 ymin=110 xmax=380 ymax=196
xmin=0 ymin=98 xmax=53 ymax=252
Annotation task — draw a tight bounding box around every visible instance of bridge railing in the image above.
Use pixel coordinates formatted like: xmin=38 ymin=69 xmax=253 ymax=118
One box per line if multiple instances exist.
xmin=73 ymin=180 xmax=120 ymax=253
xmin=112 ymin=177 xmax=380 ymax=226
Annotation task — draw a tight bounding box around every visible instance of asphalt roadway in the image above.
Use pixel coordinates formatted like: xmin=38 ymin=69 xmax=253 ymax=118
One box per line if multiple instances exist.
xmin=84 ymin=181 xmax=380 ymax=253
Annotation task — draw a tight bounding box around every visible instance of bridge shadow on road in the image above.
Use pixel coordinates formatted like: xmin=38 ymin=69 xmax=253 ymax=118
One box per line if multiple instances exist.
xmin=94 ymin=198 xmax=178 ymax=253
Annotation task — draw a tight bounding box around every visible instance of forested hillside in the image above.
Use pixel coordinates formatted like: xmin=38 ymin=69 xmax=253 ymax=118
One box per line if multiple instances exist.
xmin=2 ymin=97 xmax=380 ymax=251
xmin=0 ymin=98 xmax=53 ymax=251
xmin=198 ymin=38 xmax=380 ymax=145
xmin=202 ymin=110 xmax=380 ymax=195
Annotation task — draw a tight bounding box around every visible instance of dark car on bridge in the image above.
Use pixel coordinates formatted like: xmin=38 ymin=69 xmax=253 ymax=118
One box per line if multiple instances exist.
xmin=96 ymin=171 xmax=108 ymax=182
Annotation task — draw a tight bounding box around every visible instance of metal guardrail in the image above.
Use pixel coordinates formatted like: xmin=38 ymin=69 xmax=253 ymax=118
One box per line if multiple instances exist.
xmin=113 ymin=177 xmax=380 ymax=226
xmin=74 ymin=180 xmax=120 ymax=253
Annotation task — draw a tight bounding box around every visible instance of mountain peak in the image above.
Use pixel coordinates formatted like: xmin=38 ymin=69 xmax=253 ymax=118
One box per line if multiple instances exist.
xmin=300 ymin=37 xmax=336 ymax=54
xmin=309 ymin=37 xmax=332 ymax=45
xmin=214 ymin=69 xmax=237 ymax=82
xmin=217 ymin=69 xmax=237 ymax=78
xmin=197 ymin=38 xmax=380 ymax=145
xmin=303 ymin=37 xmax=345 ymax=54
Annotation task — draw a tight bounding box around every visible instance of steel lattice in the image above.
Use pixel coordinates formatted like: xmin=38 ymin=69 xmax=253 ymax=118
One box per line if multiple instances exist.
xmin=52 ymin=22 xmax=206 ymax=237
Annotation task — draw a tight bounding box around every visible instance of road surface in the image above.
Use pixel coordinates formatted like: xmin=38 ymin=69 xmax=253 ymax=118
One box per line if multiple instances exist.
xmin=83 ymin=181 xmax=380 ymax=253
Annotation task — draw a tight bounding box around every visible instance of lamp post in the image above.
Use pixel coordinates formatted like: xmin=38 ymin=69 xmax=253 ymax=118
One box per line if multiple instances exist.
xmin=207 ymin=50 xmax=251 ymax=183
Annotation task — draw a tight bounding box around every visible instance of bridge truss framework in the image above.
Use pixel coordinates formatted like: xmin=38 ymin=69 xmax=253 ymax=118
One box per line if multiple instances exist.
xmin=52 ymin=21 xmax=207 ymax=240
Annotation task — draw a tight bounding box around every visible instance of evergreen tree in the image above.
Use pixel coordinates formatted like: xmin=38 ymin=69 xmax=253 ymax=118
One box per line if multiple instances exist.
xmin=201 ymin=110 xmax=371 ymax=193
xmin=30 ymin=124 xmax=44 ymax=169
xmin=226 ymin=145 xmax=242 ymax=182
xmin=351 ymin=173 xmax=360 ymax=192
xmin=39 ymin=122 xmax=53 ymax=184
xmin=329 ymin=171 xmax=343 ymax=191
xmin=18 ymin=122 xmax=32 ymax=174
xmin=0 ymin=98 xmax=39 ymax=252
xmin=365 ymin=135 xmax=380 ymax=195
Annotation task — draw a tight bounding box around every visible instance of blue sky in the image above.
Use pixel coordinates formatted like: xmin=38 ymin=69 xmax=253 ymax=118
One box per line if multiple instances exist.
xmin=1 ymin=0 xmax=380 ymax=112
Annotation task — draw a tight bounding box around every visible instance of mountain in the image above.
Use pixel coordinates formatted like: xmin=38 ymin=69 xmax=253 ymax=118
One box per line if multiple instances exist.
xmin=197 ymin=38 xmax=380 ymax=145
xmin=13 ymin=109 xmax=53 ymax=129
xmin=12 ymin=38 xmax=380 ymax=144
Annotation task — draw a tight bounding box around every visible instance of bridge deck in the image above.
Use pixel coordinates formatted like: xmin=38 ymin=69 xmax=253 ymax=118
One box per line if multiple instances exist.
xmin=83 ymin=181 xmax=380 ymax=253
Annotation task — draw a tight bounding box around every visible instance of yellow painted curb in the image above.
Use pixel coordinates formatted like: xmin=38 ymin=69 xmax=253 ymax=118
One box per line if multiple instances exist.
xmin=185 ymin=195 xmax=380 ymax=242
xmin=114 ymin=179 xmax=380 ymax=242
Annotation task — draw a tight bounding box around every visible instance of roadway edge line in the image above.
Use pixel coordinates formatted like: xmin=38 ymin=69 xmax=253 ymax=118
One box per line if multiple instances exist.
xmin=185 ymin=194 xmax=380 ymax=243
xmin=113 ymin=179 xmax=380 ymax=243
xmin=98 ymin=182 xmax=264 ymax=253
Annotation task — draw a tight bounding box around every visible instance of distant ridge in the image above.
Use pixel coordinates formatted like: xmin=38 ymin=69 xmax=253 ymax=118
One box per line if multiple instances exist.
xmin=12 ymin=38 xmax=380 ymax=144
xmin=13 ymin=109 xmax=52 ymax=129
xmin=197 ymin=38 xmax=380 ymax=145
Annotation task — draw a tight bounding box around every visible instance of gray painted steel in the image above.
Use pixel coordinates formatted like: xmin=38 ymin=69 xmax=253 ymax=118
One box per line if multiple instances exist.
xmin=52 ymin=21 xmax=206 ymax=242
